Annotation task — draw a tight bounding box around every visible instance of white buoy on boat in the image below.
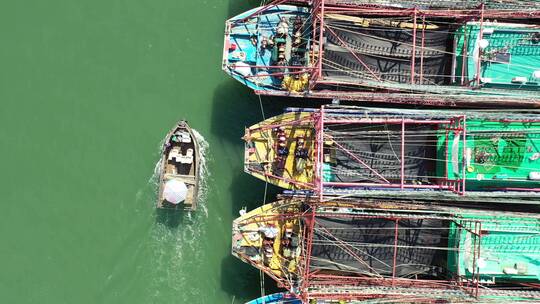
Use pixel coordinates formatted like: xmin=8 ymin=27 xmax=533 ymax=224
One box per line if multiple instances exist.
xmin=163 ymin=179 xmax=188 ymax=204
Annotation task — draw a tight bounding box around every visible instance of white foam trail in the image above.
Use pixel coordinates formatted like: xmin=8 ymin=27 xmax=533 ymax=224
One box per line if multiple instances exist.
xmin=146 ymin=128 xmax=212 ymax=302
xmin=192 ymin=129 xmax=211 ymax=218
xmin=148 ymin=158 xmax=162 ymax=186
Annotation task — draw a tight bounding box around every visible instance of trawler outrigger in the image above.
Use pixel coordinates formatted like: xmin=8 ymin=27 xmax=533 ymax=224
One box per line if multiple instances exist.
xmin=243 ymin=106 xmax=540 ymax=202
xmin=233 ymin=197 xmax=540 ymax=302
xmin=223 ymin=1 xmax=540 ymax=107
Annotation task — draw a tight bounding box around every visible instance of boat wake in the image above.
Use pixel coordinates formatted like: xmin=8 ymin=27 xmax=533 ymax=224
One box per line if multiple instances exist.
xmin=146 ymin=128 xmax=213 ymax=302
xmin=192 ymin=129 xmax=210 ymax=218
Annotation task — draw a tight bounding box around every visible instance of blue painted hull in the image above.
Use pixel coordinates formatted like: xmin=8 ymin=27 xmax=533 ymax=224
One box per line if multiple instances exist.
xmin=245 ymin=293 xmax=301 ymax=304
xmin=223 ymin=5 xmax=310 ymax=91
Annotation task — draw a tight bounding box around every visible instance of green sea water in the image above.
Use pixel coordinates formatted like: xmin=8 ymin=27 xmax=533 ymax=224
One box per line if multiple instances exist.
xmin=0 ymin=1 xmax=314 ymax=303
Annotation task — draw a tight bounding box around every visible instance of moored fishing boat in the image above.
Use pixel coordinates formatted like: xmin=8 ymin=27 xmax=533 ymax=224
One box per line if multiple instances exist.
xmin=303 ymin=0 xmax=540 ymax=10
xmin=246 ymin=290 xmax=540 ymax=303
xmin=243 ymin=106 xmax=540 ymax=202
xmin=157 ymin=120 xmax=199 ymax=211
xmin=233 ymin=197 xmax=540 ymax=302
xmin=223 ymin=3 xmax=540 ymax=107
xmin=245 ymin=293 xmax=301 ymax=304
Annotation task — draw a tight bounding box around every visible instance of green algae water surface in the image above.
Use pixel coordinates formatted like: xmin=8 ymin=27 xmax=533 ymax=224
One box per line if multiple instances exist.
xmin=0 ymin=1 xmax=304 ymax=303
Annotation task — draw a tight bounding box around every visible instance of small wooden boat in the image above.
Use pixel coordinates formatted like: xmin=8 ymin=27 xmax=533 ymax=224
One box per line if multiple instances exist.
xmin=157 ymin=120 xmax=199 ymax=211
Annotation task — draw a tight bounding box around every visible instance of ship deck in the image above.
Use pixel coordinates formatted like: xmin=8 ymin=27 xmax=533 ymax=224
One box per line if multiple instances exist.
xmin=223 ymin=5 xmax=311 ymax=91
xmin=244 ymin=107 xmax=540 ymax=199
xmin=224 ymin=4 xmax=540 ymax=106
xmin=232 ymin=202 xmax=304 ymax=280
xmin=232 ymin=198 xmax=540 ymax=301
xmin=244 ymin=111 xmax=315 ymax=189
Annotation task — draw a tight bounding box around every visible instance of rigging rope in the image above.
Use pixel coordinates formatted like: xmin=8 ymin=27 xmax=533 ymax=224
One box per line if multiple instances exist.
xmin=258 ymin=94 xmax=266 ymax=120
xmin=260 ymin=91 xmax=268 ymax=303
xmin=259 ymin=268 xmax=266 ymax=304
xmin=263 ymin=180 xmax=268 ymax=205
xmin=327 ymin=22 xmax=540 ymax=71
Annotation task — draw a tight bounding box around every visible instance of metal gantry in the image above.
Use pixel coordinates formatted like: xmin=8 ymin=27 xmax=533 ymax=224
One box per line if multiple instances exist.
xmin=246 ymin=202 xmax=487 ymax=302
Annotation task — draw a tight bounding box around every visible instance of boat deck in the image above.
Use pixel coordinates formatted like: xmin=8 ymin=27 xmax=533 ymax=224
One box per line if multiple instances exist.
xmin=449 ymin=215 xmax=540 ymax=283
xmin=244 ymin=107 xmax=540 ymax=198
xmin=442 ymin=120 xmax=540 ymax=191
xmin=245 ymin=111 xmax=315 ymax=189
xmin=232 ymin=202 xmax=303 ymax=278
xmin=223 ymin=5 xmax=311 ymax=91
xmin=157 ymin=123 xmax=199 ymax=210
xmin=224 ymin=5 xmax=540 ymax=106
xmin=311 ymin=215 xmax=447 ymax=278
xmin=233 ymin=198 xmax=540 ymax=301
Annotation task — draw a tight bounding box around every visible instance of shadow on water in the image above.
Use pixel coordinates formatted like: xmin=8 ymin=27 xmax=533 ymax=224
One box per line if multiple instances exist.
xmin=155 ymin=208 xmax=185 ymax=229
xmin=229 ymin=171 xmax=283 ymax=216
xmin=216 ymin=2 xmax=335 ymax=299
xmin=221 ymin=254 xmax=281 ymax=302
xmin=221 ymin=171 xmax=283 ymax=301
xmin=211 ymin=80 xmax=327 ymax=145
xmin=211 ymin=81 xmax=290 ymax=300
xmin=211 ymin=80 xmax=329 ymax=299
xmin=210 ymin=81 xmax=259 ymax=144
xmin=221 ymin=254 xmax=260 ymax=301
xmin=228 ymin=0 xmax=261 ymax=17
xmin=210 ymin=81 xmax=294 ymax=214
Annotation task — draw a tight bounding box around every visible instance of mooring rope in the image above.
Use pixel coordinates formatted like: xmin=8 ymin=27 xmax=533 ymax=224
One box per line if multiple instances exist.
xmin=263 ymin=181 xmax=268 ymax=205
xmin=259 ymin=93 xmax=268 ymax=205
xmin=258 ymin=94 xmax=266 ymax=120
xmin=259 ymin=268 xmax=266 ymax=304
xmin=256 ymin=65 xmax=267 ymax=304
